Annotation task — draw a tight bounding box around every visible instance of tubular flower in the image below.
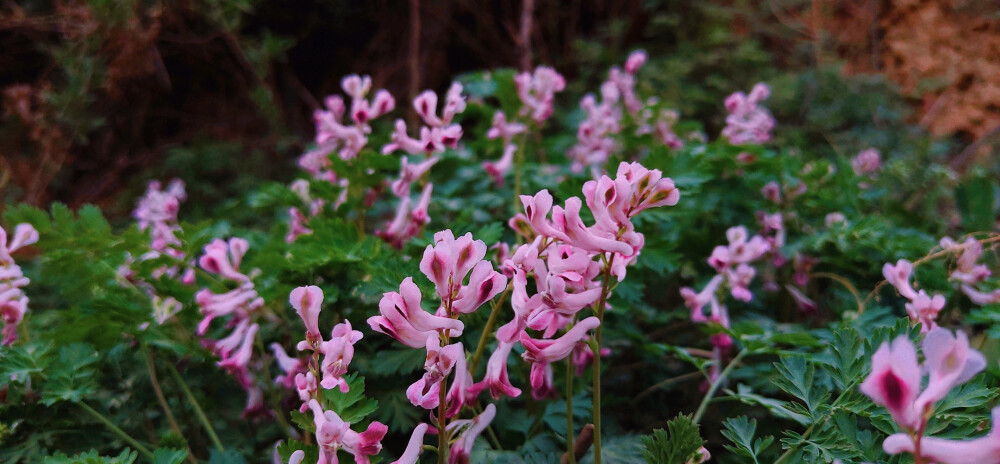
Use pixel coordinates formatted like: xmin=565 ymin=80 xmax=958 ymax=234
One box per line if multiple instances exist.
xmin=721 ymin=82 xmax=774 ymax=145
xmin=308 ymin=399 xmax=388 ymax=464
xmin=514 ymin=66 xmax=566 ymax=123
xmin=419 ymin=230 xmax=489 ymax=301
xmin=882 ymin=407 xmax=1000 ymax=464
xmin=291 ymin=285 xmax=325 ymax=347
xmin=882 ymin=259 xmax=948 ymax=332
xmin=270 ymin=343 xmax=305 ymax=389
xmin=486 ymin=111 xmax=526 ymax=145
xmin=319 ymin=321 xmax=364 ymax=392
xmin=483 ymin=143 xmax=516 ymax=186
xmin=520 ymin=317 xmax=601 ymax=397
xmin=390 ymin=423 xmax=429 ymax=464
xmin=447 ymin=403 xmax=497 ymax=464
xmin=368 ymin=277 xmax=463 ymax=348
xmin=469 ymin=340 xmax=522 ymax=400
xmin=0 ymin=223 xmax=37 ymax=345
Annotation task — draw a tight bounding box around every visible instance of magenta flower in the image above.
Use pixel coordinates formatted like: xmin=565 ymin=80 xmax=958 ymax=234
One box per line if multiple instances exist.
xmin=514 ymin=66 xmax=566 ymax=123
xmin=469 ymin=340 xmax=521 ymax=400
xmin=451 ymin=261 xmax=507 ymax=314
xmin=486 ymin=111 xmax=526 ymax=145
xmin=198 ymin=238 xmax=250 ymax=282
xmin=0 ymin=223 xmax=35 ymax=345
xmin=308 ymin=399 xmax=388 ymax=464
xmin=319 ymin=320 xmax=364 ymax=392
xmin=761 ymin=181 xmax=782 ymax=204
xmin=883 ymin=407 xmax=1000 ymax=464
xmin=419 ymin=230 xmax=488 ymax=301
xmin=883 ymin=259 xmax=918 ymax=300
xmin=290 ymin=285 xmax=324 ymax=346
xmin=217 ymin=322 xmax=260 ymax=377
xmin=851 ymin=148 xmax=881 ymax=176
xmin=445 ymin=354 xmax=475 ymax=417
xmin=520 ymin=317 xmax=600 ymax=393
xmin=624 ymin=50 xmax=647 ymax=74
xmin=859 ymin=335 xmax=922 ymax=429
xmin=368 ymin=277 xmax=464 ymax=347
xmin=391 ymin=155 xmax=439 ymax=198
xmin=721 ymin=82 xmax=774 ymax=145
xmin=483 ymin=144 xmax=516 ymax=186
xmin=447 ymin=403 xmax=496 ymax=464
xmin=269 ymin=343 xmax=305 ymax=389
xmin=286 ymin=207 xmax=313 ymax=244
xmin=390 ymin=423 xmax=429 ymax=464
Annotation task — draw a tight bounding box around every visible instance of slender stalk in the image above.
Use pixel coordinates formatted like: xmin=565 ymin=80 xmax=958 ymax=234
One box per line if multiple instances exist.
xmin=79 ymin=402 xmax=154 ymax=460
xmin=167 ymin=363 xmax=225 ymax=452
xmin=565 ymin=357 xmax=576 ymax=464
xmin=142 ymin=346 xmax=197 ymax=464
xmin=590 ymin=253 xmax=616 ymax=464
xmin=468 ymin=286 xmax=511 ymax=373
xmin=438 ymin=374 xmax=448 ymax=464
xmin=692 ymin=349 xmax=748 ymax=425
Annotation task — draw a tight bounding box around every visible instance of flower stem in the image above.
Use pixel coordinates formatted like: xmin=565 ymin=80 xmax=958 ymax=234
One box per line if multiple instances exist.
xmin=566 ymin=357 xmax=576 ymax=464
xmin=79 ymin=402 xmax=155 ymax=460
xmin=468 ymin=286 xmax=511 ymax=373
xmin=167 ymin=363 xmax=225 ymax=452
xmin=692 ymin=348 xmax=748 ymax=425
xmin=438 ymin=376 xmax=448 ymax=464
xmin=590 ymin=253 xmax=616 ymax=464
xmin=142 ymin=345 xmax=197 ymax=464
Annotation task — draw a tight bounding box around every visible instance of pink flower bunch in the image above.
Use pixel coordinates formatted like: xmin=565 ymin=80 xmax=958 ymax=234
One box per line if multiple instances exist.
xmin=883 ymin=259 xmax=947 ymax=332
xmin=940 ymin=237 xmax=1000 ymax=305
xmin=305 ymin=75 xmax=395 ymax=171
xmin=0 ymin=223 xmax=38 ymax=346
xmin=721 ymin=83 xmax=775 ymax=145
xmin=134 ymin=179 xmax=187 ymax=255
xmin=489 ymin=162 xmax=679 ymax=397
xmin=376 ymin=155 xmax=438 ymax=247
xmin=367 ymin=230 xmax=506 ymax=461
xmin=760 ymin=179 xmax=807 ymax=206
xmin=568 ymin=51 xmax=682 ymax=175
xmin=852 ymin=148 xmax=882 ymax=176
xmin=285 ymin=180 xmax=330 ymax=244
xmin=278 ymin=285 xmax=389 ymax=464
xmin=514 ymin=66 xmax=566 ymax=123
xmin=382 ymin=83 xmax=465 ymax=156
xmin=860 ymin=328 xmax=990 ymax=463
xmin=194 ymin=237 xmax=267 ymax=416
xmin=680 ymin=225 xmax=770 ymax=380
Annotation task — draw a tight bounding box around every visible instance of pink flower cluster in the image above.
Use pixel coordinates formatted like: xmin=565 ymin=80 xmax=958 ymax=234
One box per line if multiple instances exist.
xmin=852 ymin=148 xmax=882 ymax=176
xmin=279 ymin=285 xmax=388 ymax=464
xmin=0 ymin=223 xmax=38 ymax=345
xmin=368 ymin=229 xmax=504 ymax=463
xmin=128 ymin=180 xmax=195 ymax=325
xmin=285 ymin=180 xmax=329 ymax=244
xmin=483 ymin=66 xmax=564 ymax=185
xmin=489 ymin=162 xmax=679 ymax=397
xmin=194 ymin=237 xmax=267 ymax=416
xmin=883 ymin=259 xmax=947 ymax=332
xmin=681 ymin=225 xmax=770 ymax=380
xmin=382 ymin=83 xmax=465 ymax=156
xmin=940 ymin=237 xmax=1000 ymax=305
xmin=377 ymin=84 xmax=466 ymax=248
xmin=569 ymin=51 xmax=683 ymax=175
xmin=861 ymin=328 xmax=993 ymax=463
xmin=301 ymin=75 xmax=395 ymax=180
xmin=721 ymin=83 xmax=774 ymax=145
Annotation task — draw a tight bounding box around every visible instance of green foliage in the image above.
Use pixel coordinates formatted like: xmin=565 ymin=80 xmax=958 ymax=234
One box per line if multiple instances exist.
xmin=43 ymin=449 xmax=137 ymax=464
xmin=721 ymin=416 xmax=773 ymax=464
xmin=640 ymin=414 xmax=706 ymax=464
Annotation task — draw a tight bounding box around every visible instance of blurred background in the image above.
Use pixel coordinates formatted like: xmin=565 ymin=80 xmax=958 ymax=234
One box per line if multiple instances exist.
xmin=1 ymin=0 xmax=999 ymax=217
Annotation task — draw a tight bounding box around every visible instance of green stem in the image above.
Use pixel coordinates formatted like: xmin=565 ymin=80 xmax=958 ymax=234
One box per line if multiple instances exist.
xmin=590 ymin=253 xmax=616 ymax=464
xmin=566 ymin=357 xmax=576 ymax=464
xmin=468 ymin=287 xmax=511 ymax=373
xmin=692 ymin=349 xmax=748 ymax=425
xmin=141 ymin=345 xmax=197 ymax=464
xmin=438 ymin=374 xmax=448 ymax=464
xmin=167 ymin=363 xmax=225 ymax=452
xmin=79 ymin=402 xmax=155 ymax=460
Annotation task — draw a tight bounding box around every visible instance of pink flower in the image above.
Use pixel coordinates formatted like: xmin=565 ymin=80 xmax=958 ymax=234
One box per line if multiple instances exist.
xmin=198 ymin=238 xmax=250 ymax=282
xmin=391 ymin=156 xmax=439 ymax=198
xmin=825 ymin=212 xmax=846 ymax=228
xmin=447 ymin=403 xmax=496 ymax=464
xmin=520 ymin=317 xmax=600 ymax=393
xmin=419 ymin=230 xmax=488 ymax=301
xmin=852 ymin=148 xmax=881 ymax=176
xmin=195 ymin=282 xmax=263 ymax=335
xmin=904 ymin=290 xmax=945 ymax=333
xmin=721 ymin=83 xmax=775 ymax=145
xmin=882 ymin=407 xmax=1000 ymax=464
xmin=681 ymin=275 xmax=725 ymax=322
xmin=270 ymin=343 xmax=305 ymax=389
xmin=914 ymin=328 xmax=986 ymax=412
xmin=883 ymin=259 xmax=917 ymax=300
xmin=514 ymin=66 xmax=566 ymax=123
xmin=859 ymin=336 xmax=922 ymax=429
xmin=483 ymin=144 xmax=516 ymax=186
xmin=217 ymin=322 xmax=259 ymax=377
xmin=308 ymin=399 xmax=387 ymax=464
xmin=761 ymin=181 xmax=782 ymax=204
xmin=451 ymin=261 xmax=507 ymax=314
xmin=390 ymin=423 xmax=429 ymax=464
xmin=624 ymin=50 xmax=647 ymax=74
xmin=290 ymin=285 xmax=324 ymax=347
xmin=469 ymin=340 xmax=521 ymax=400
xmin=319 ymin=320 xmax=364 ymax=392
xmin=369 ymin=277 xmax=464 ymax=347
xmin=294 ymin=372 xmax=318 ymax=411
xmin=486 ymin=111 xmax=526 ymax=144
xmin=286 ymin=207 xmax=313 ymax=244
xmin=445 ymin=354 xmax=475 ymax=417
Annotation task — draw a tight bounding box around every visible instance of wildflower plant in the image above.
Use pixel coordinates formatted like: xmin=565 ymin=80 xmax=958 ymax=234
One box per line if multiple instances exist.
xmin=1 ymin=47 xmax=999 ymax=464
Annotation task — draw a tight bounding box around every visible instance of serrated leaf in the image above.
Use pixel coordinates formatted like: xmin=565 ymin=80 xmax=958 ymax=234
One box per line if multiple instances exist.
xmin=721 ymin=416 xmax=773 ymax=464
xmin=640 ymin=414 xmax=706 ymax=464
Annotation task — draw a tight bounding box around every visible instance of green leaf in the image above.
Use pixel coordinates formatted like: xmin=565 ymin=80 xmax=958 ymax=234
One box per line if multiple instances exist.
xmin=320 ymin=373 xmax=378 ymax=423
xmin=0 ymin=343 xmax=52 ymax=383
xmin=43 ymin=449 xmax=138 ymax=464
xmin=640 ymin=414 xmax=706 ymax=464
xmin=152 ymin=449 xmax=188 ymax=464
xmin=40 ymin=343 xmax=100 ymax=405
xmin=721 ymin=416 xmax=773 ymax=464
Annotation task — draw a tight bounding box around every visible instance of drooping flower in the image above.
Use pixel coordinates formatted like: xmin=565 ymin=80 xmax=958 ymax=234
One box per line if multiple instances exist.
xmin=390 ymin=423 xmax=429 ymax=464
xmin=520 ymin=317 xmax=600 ymax=396
xmin=368 ymin=277 xmax=464 ymax=348
xmin=447 ymin=403 xmax=496 ymax=464
xmin=308 ymin=399 xmax=388 ymax=464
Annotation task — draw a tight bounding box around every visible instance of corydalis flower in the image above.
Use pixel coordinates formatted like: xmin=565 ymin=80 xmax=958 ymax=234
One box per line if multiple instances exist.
xmin=721 ymin=83 xmax=774 ymax=145
xmin=368 ymin=276 xmax=464 ymax=348
xmin=308 ymin=399 xmax=388 ymax=464
xmin=0 ymin=223 xmax=38 ymax=345
xmin=514 ymin=66 xmax=566 ymax=123
xmin=520 ymin=317 xmax=600 ymax=397
xmin=447 ymin=403 xmax=496 ymax=464
xmin=860 ymin=328 xmax=985 ymax=431
xmin=882 ymin=259 xmax=947 ymax=332
xmin=382 ymin=83 xmax=465 ymax=156
xmin=852 ymin=148 xmax=881 ymax=176
xmin=883 ymin=406 xmax=1000 ymax=464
